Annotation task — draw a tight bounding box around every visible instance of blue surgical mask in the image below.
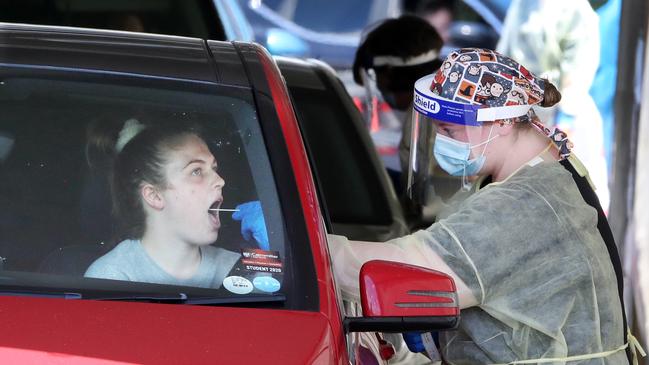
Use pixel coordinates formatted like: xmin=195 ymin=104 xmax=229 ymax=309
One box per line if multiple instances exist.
xmin=433 ymin=126 xmax=498 ymax=177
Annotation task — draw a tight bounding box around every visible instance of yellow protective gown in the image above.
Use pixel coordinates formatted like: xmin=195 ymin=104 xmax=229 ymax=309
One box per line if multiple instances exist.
xmin=329 ymin=157 xmax=627 ymax=364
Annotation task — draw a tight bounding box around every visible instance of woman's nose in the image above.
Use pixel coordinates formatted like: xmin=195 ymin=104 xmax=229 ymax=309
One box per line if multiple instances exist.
xmin=211 ymin=171 xmax=225 ymax=189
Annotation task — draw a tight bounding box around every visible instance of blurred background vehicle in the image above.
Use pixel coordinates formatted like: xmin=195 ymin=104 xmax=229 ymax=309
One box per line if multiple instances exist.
xmin=0 ymin=0 xmax=254 ymax=41
xmin=242 ymin=0 xmax=401 ymax=68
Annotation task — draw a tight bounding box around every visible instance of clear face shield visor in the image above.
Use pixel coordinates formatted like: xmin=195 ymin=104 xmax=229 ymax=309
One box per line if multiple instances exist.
xmin=406 ymin=75 xmax=532 ymax=205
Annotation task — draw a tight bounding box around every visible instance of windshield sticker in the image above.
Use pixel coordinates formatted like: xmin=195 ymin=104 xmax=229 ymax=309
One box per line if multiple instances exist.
xmin=222 ymin=276 xmax=254 ymax=295
xmin=253 ymin=276 xmax=281 ymax=293
xmin=241 ymin=248 xmax=283 ymax=274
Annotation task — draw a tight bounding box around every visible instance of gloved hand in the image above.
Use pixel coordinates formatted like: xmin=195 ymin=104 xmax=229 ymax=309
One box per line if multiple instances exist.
xmin=232 ymin=200 xmax=269 ymax=250
xmin=402 ymin=332 xmax=441 ymax=361
xmin=402 ymin=332 xmax=426 ymax=353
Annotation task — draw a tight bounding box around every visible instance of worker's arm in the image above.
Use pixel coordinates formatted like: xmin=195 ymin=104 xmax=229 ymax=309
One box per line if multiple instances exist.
xmin=327 ymin=233 xmax=478 ymax=309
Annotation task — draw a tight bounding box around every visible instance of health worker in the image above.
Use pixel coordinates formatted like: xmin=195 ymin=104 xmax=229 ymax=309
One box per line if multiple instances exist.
xmin=329 ymin=48 xmax=644 ymax=364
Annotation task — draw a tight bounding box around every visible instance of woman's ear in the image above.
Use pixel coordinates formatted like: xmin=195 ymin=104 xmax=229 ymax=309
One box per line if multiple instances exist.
xmin=141 ymin=183 xmax=164 ymax=211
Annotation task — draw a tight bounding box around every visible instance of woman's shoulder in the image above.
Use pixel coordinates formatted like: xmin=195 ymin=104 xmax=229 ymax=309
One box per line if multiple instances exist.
xmin=202 ymin=245 xmax=241 ymax=265
xmin=99 ymin=239 xmax=141 ymax=260
xmin=83 ymin=239 xmax=140 ymax=279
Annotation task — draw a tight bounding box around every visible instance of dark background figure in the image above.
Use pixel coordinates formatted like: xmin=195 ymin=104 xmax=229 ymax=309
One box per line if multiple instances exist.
xmin=352 ymin=15 xmax=444 ymax=195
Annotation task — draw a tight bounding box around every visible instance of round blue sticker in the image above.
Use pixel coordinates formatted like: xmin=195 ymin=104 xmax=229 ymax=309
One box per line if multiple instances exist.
xmin=253 ymin=276 xmax=281 ymax=293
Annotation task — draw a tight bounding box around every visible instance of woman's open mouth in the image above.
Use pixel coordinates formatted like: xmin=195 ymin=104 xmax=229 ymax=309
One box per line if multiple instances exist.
xmin=207 ymin=200 xmax=222 ymax=229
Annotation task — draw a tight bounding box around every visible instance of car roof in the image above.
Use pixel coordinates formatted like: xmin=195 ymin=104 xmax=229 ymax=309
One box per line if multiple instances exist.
xmin=0 ymin=22 xmax=245 ymax=85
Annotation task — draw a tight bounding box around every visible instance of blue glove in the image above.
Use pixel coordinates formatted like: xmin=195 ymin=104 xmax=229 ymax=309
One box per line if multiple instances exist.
xmin=402 ymin=332 xmax=426 ymax=353
xmin=232 ymin=200 xmax=269 ymax=250
xmin=402 ymin=332 xmax=440 ymax=353
xmin=403 ymin=332 xmax=441 ymax=360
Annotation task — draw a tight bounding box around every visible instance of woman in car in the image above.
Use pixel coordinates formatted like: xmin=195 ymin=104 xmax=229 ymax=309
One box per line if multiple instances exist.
xmin=329 ymin=49 xmax=641 ymax=364
xmin=84 ymin=119 xmax=240 ymax=288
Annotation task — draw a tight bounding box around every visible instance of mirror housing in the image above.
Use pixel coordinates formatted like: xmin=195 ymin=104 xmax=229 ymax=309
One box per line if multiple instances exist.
xmin=344 ymin=260 xmax=459 ymax=333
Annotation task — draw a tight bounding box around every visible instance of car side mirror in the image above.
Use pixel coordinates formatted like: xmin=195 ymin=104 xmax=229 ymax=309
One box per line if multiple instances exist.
xmin=344 ymin=260 xmax=459 ymax=333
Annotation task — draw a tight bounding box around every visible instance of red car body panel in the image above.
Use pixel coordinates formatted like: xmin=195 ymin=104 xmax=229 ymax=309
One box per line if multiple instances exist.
xmin=0 ymin=296 xmax=337 ymax=364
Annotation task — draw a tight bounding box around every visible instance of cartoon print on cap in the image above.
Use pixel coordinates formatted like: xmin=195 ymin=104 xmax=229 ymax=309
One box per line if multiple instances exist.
xmin=496 ymin=53 xmax=520 ymax=70
xmin=441 ymin=63 xmax=465 ymax=98
xmin=456 ymin=80 xmax=477 ymax=102
xmin=430 ymin=69 xmax=444 ymax=95
xmin=457 ymin=52 xmax=479 ymax=63
xmin=441 ymin=60 xmax=453 ymax=77
xmin=475 ymin=72 xmax=512 ymax=106
xmin=464 ymin=64 xmax=486 ymax=83
xmin=506 ymin=86 xmax=528 ymax=106
xmin=426 ymin=47 xmax=545 ymax=108
xmin=448 ymin=70 xmax=461 ymax=84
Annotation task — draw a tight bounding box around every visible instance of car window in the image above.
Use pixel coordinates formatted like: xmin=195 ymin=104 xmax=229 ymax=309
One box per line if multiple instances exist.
xmin=288 ymin=77 xmax=393 ymax=226
xmin=0 ymin=0 xmax=224 ymax=40
xmin=0 ymin=66 xmax=297 ymax=305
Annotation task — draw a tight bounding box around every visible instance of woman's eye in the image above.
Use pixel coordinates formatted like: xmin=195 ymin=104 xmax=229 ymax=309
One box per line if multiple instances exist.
xmin=442 ymin=128 xmax=454 ymax=137
xmin=212 ymin=165 xmax=219 ymax=173
xmin=191 ymin=168 xmax=202 ymax=176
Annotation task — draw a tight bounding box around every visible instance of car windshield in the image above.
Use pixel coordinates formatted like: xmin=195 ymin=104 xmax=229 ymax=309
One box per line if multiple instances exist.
xmin=0 ymin=66 xmax=295 ymax=305
xmin=0 ymin=0 xmax=223 ymax=40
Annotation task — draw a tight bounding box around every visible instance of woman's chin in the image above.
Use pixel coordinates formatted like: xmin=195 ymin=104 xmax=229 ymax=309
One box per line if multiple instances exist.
xmin=193 ymin=230 xmax=219 ymax=246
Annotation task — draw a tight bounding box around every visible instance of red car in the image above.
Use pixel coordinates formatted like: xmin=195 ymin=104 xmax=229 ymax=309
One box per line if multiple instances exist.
xmin=0 ymin=22 xmax=458 ymax=364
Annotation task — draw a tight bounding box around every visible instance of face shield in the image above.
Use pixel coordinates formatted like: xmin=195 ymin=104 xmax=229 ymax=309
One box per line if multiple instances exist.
xmin=406 ymin=74 xmax=532 ymax=204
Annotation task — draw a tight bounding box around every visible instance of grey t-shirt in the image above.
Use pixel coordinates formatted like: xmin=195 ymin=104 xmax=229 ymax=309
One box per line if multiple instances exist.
xmin=84 ymin=239 xmax=241 ymax=289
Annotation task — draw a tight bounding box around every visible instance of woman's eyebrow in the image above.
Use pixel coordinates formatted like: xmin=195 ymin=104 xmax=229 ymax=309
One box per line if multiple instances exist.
xmin=183 ymin=156 xmax=216 ymax=169
xmin=183 ymin=159 xmax=206 ymax=169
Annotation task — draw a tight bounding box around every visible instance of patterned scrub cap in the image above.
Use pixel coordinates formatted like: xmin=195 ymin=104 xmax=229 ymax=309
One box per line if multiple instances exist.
xmin=428 ymin=48 xmax=572 ymax=159
xmin=430 ymin=48 xmax=545 ymax=108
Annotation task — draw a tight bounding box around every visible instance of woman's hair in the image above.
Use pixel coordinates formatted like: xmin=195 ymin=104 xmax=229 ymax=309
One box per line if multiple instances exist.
xmin=540 ymin=80 xmax=562 ymax=107
xmin=87 ymin=119 xmax=204 ymax=240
